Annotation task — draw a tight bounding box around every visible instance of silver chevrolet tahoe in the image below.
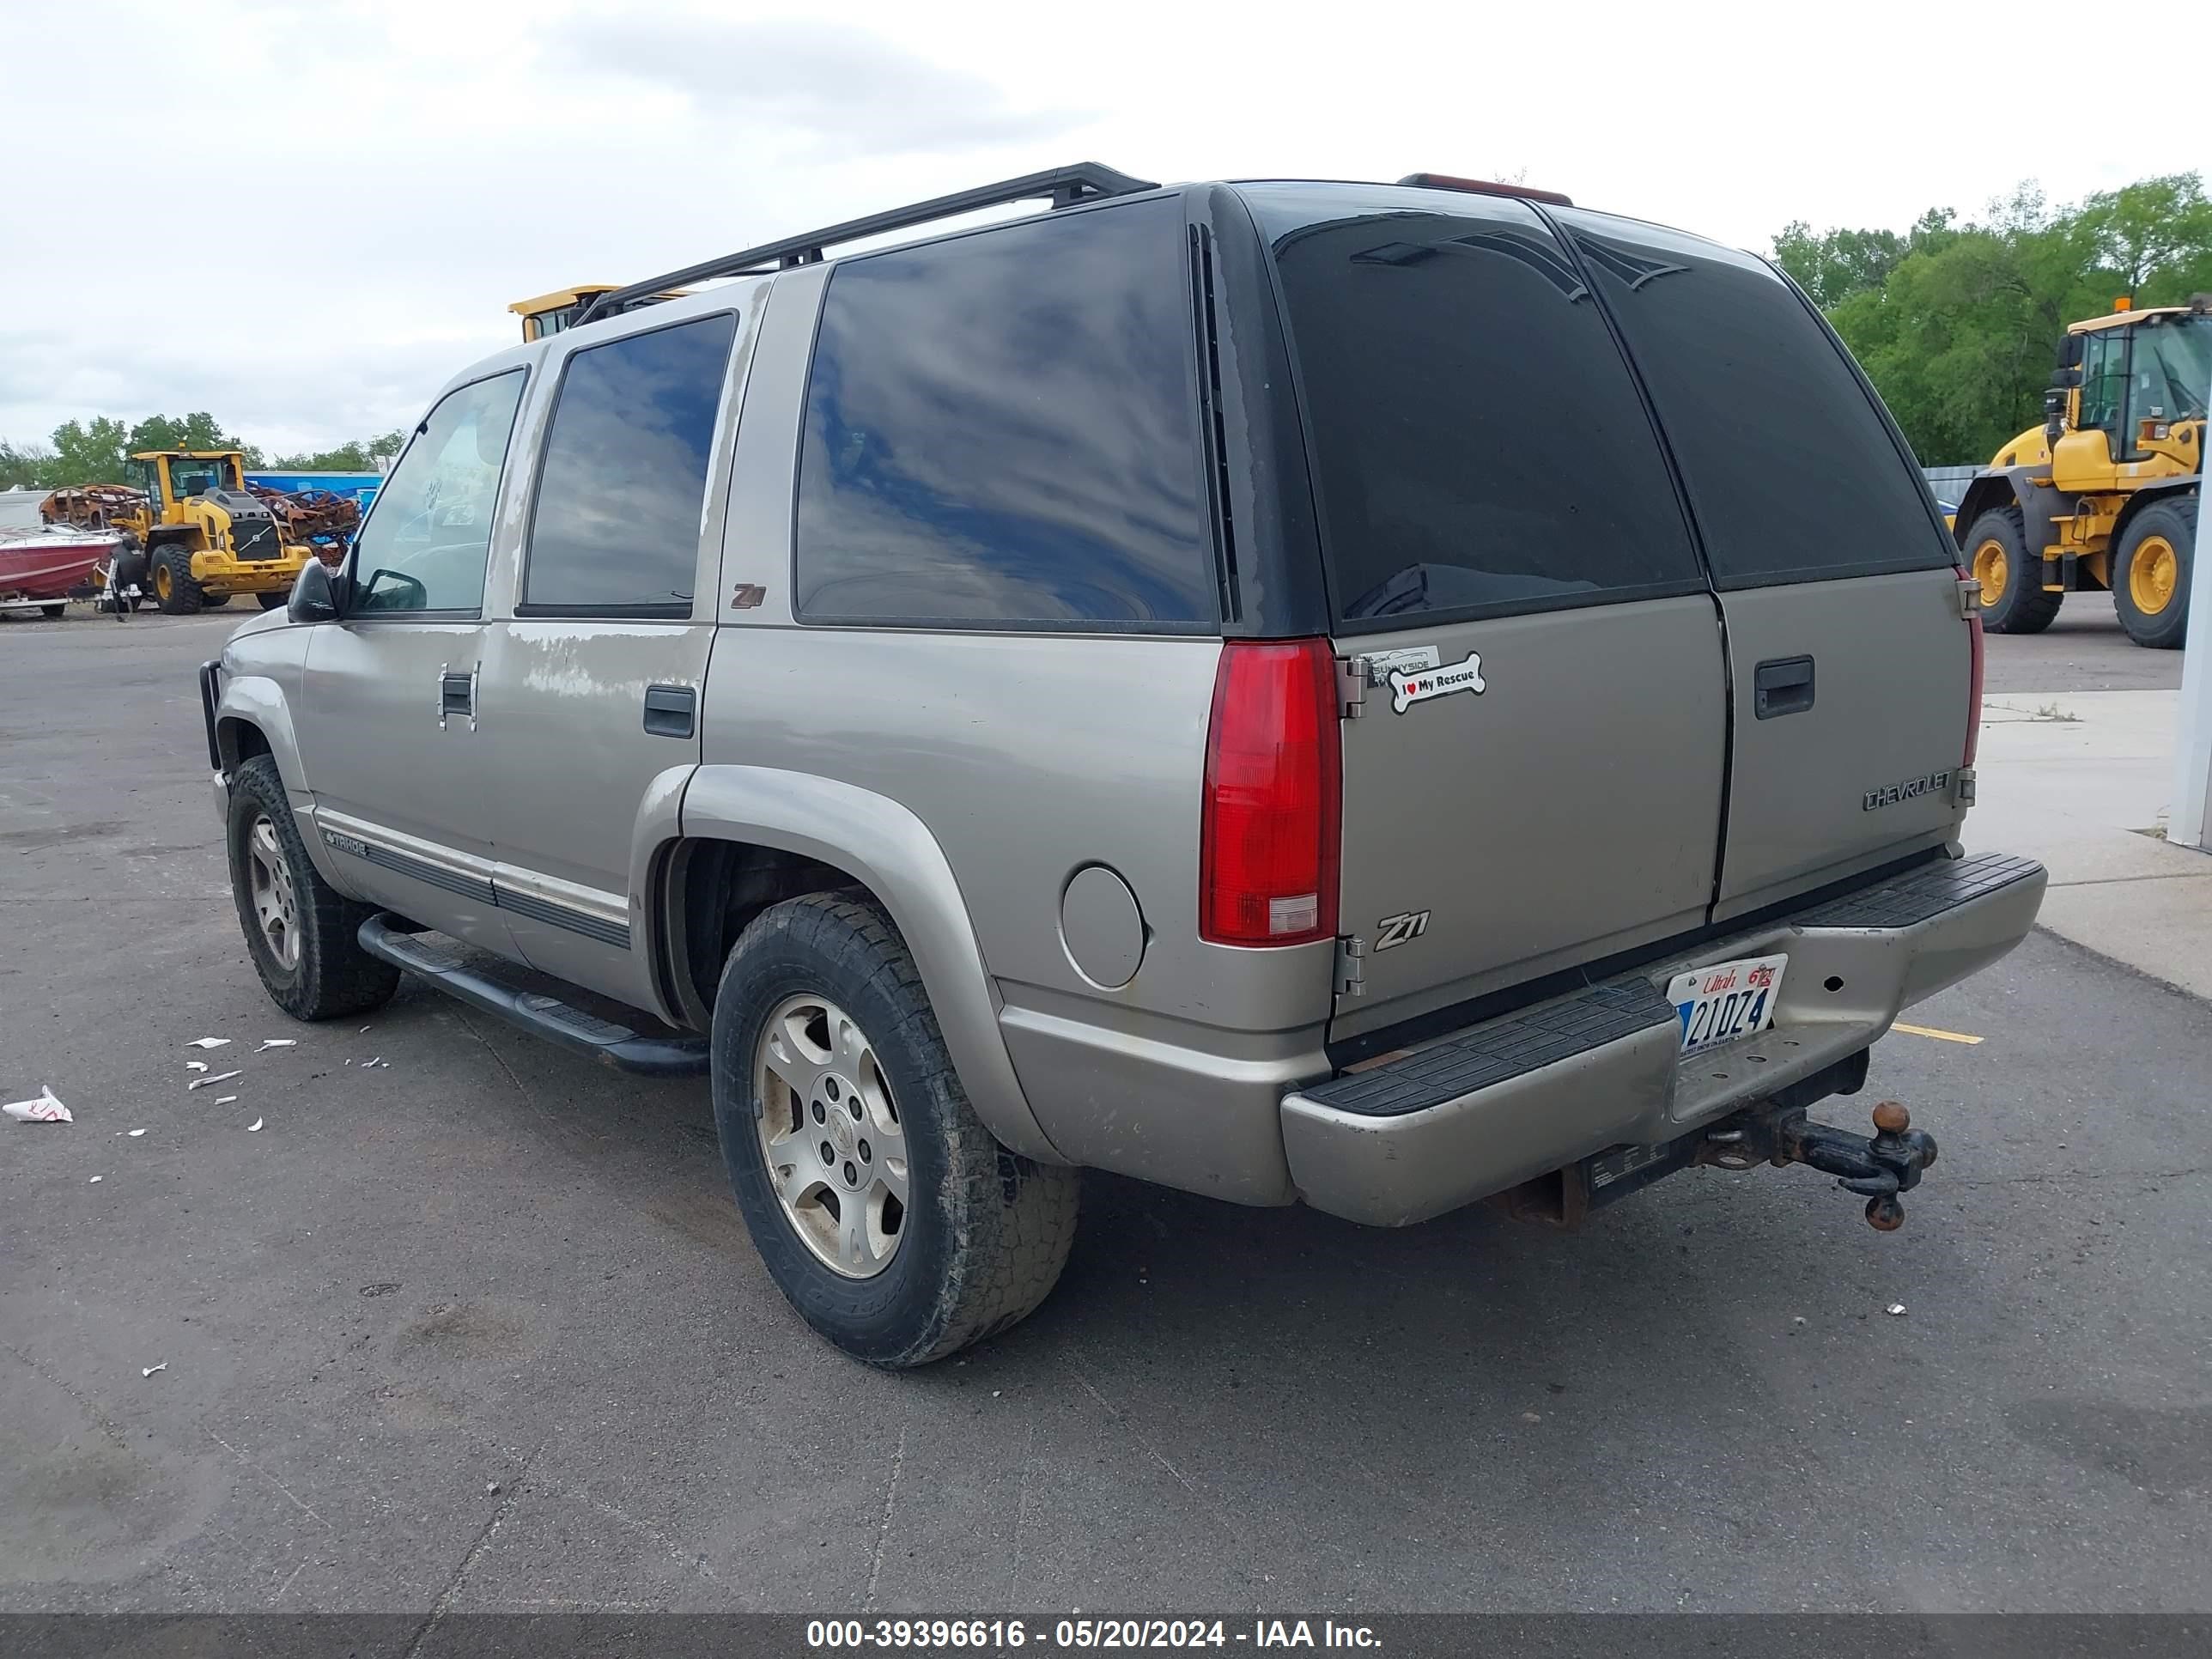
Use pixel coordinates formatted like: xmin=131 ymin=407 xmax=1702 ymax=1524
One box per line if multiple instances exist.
xmin=201 ymin=163 xmax=2046 ymax=1367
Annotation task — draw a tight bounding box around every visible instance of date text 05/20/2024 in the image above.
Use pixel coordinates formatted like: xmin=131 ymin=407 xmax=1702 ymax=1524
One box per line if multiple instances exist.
xmin=806 ymin=1619 xmax=1381 ymax=1650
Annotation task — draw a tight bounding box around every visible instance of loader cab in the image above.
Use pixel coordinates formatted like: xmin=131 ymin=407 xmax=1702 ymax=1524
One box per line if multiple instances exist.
xmin=2052 ymin=307 xmax=2212 ymax=487
xmin=510 ymin=285 xmax=690 ymax=342
xmin=125 ymin=451 xmax=245 ymax=518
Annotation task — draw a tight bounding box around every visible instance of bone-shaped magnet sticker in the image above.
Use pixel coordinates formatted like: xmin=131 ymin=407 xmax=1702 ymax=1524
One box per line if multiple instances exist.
xmin=1389 ymin=651 xmax=1487 ymax=714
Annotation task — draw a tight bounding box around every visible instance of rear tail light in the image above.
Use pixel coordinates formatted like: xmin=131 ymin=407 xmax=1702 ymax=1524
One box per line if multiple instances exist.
xmin=1955 ymin=567 xmax=1984 ymax=769
xmin=1200 ymin=639 xmax=1341 ymax=946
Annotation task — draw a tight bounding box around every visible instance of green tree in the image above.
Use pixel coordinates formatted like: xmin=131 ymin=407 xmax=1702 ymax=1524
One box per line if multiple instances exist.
xmin=1777 ymin=173 xmax=2212 ymax=464
xmin=45 ymin=416 xmax=134 ymax=485
xmin=268 ymin=430 xmax=404 ymax=471
xmin=0 ymin=440 xmax=55 ymax=490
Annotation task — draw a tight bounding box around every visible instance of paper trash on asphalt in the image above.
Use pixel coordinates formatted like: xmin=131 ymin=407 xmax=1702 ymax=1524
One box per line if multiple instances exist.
xmin=214 ymin=1096 xmax=238 ymax=1104
xmin=188 ymin=1071 xmax=243 ymax=1091
xmin=246 ymin=1119 xmax=264 ymax=1132
xmin=255 ymin=1039 xmax=297 ymax=1053
xmin=186 ymin=1060 xmax=208 ymax=1073
xmin=4 ymin=1085 xmax=72 ymax=1124
xmin=187 ymin=1038 xmax=231 ymax=1049
xmin=141 ymin=1362 xmax=166 ymax=1377
xmin=1886 ymin=1303 xmax=1908 ymax=1316
xmin=127 ymin=1128 xmax=146 ymax=1138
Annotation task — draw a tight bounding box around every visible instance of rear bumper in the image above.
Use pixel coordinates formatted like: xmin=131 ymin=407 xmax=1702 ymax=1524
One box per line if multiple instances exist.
xmin=1281 ymin=852 xmax=2046 ymax=1227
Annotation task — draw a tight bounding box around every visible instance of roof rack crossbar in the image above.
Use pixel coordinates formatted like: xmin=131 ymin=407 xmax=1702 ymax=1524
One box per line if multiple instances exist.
xmin=573 ymin=161 xmax=1159 ymax=328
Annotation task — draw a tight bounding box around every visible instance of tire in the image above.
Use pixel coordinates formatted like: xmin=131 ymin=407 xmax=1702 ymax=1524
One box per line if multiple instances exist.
xmin=151 ymin=544 xmax=205 ymax=615
xmin=2112 ymin=498 xmax=2194 ymax=650
xmin=1964 ymin=506 xmax=2062 ymax=634
xmin=40 ymin=604 xmax=64 ymax=620
xmin=256 ymin=591 xmax=288 ymax=610
xmin=224 ymin=755 xmax=400 ymax=1020
xmin=712 ymin=893 xmax=1079 ymax=1367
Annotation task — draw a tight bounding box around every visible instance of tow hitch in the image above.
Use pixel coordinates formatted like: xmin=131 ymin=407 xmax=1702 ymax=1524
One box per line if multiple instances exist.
xmin=1701 ymin=1099 xmax=1939 ymax=1231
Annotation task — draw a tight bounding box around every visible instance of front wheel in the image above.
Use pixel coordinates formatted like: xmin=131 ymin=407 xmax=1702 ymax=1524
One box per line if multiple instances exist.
xmin=225 ymin=755 xmax=400 ymax=1019
xmin=2113 ymin=499 xmax=2194 ymax=649
xmin=151 ymin=544 xmax=205 ymax=615
xmin=256 ymin=591 xmax=288 ymax=611
xmin=1964 ymin=506 xmax=2062 ymax=634
xmin=712 ymin=893 xmax=1079 ymax=1367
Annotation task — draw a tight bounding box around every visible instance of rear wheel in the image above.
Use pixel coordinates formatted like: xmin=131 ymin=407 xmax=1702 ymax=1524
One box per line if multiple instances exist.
xmin=256 ymin=592 xmax=287 ymax=611
xmin=1966 ymin=506 xmax=2061 ymax=634
xmin=151 ymin=544 xmax=205 ymax=615
xmin=225 ymin=755 xmax=400 ymax=1019
xmin=712 ymin=893 xmax=1079 ymax=1367
xmin=40 ymin=604 xmax=64 ymax=620
xmin=2113 ymin=499 xmax=2194 ymax=650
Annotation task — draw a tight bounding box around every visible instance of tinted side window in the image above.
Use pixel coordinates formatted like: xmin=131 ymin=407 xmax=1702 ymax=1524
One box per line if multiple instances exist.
xmin=1557 ymin=208 xmax=1951 ymax=589
xmin=352 ymin=369 xmax=527 ymax=614
xmin=523 ymin=312 xmax=738 ymax=612
xmin=1243 ymin=184 xmax=1704 ymax=628
xmin=795 ymin=197 xmax=1214 ymax=628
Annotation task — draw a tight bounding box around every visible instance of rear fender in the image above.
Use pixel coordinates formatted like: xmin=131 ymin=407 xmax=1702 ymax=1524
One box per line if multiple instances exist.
xmin=679 ymin=765 xmax=1064 ymax=1164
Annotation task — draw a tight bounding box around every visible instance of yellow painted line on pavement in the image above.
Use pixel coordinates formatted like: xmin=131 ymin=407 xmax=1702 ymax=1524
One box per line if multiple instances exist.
xmin=1893 ymin=1021 xmax=1985 ymax=1046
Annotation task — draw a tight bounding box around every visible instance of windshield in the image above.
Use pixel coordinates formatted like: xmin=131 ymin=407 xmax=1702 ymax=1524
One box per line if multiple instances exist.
xmin=2130 ymin=315 xmax=2212 ymax=422
xmin=167 ymin=457 xmax=239 ymax=497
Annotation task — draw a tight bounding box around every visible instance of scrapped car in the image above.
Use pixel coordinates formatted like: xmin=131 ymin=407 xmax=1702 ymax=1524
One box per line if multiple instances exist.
xmin=202 ymin=164 xmax=2045 ymax=1366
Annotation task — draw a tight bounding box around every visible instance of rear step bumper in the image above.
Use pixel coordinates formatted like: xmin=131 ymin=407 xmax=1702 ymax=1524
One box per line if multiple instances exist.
xmin=1280 ymin=851 xmax=2045 ymax=1227
xmin=358 ymin=915 xmax=709 ymax=1077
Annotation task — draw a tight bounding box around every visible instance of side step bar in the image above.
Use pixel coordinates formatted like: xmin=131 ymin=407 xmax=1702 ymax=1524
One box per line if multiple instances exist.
xmin=357 ymin=914 xmax=710 ymax=1078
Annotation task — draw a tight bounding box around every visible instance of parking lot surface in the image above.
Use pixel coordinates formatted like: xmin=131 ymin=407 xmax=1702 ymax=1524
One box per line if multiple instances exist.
xmin=3 ymin=606 xmax=2209 ymax=1614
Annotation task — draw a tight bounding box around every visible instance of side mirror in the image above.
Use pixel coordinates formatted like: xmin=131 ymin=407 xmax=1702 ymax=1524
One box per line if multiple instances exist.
xmin=2051 ymin=366 xmax=2082 ymax=389
xmin=288 ymin=556 xmax=341 ymax=624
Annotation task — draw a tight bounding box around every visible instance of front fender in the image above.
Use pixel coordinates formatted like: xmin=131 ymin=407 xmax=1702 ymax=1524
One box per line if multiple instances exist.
xmin=680 ymin=765 xmax=1065 ymax=1164
xmin=211 ymin=648 xmax=361 ymax=901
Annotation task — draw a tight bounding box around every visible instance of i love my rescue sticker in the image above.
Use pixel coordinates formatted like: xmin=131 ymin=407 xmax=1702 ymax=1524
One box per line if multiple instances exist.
xmin=1389 ymin=651 xmax=1486 ymax=714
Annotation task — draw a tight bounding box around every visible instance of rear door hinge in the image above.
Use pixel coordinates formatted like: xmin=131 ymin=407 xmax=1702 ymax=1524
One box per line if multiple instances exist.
xmin=1334 ymin=935 xmax=1367 ymax=997
xmin=1335 ymin=659 xmax=1365 ymax=720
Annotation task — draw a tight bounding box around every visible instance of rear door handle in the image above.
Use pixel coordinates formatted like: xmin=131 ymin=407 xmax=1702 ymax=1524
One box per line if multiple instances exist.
xmin=438 ymin=665 xmax=477 ymax=729
xmin=1753 ymin=655 xmax=1814 ymax=720
xmin=643 ymin=684 xmax=696 ymax=739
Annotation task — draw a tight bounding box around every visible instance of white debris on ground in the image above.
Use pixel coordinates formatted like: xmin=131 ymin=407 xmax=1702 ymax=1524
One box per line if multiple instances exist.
xmin=127 ymin=1128 xmax=146 ymax=1138
xmin=4 ymin=1085 xmax=71 ymax=1123
xmin=255 ymin=1039 xmax=297 ymax=1053
xmin=246 ymin=1119 xmax=264 ymax=1132
xmin=214 ymin=1096 xmax=238 ymax=1104
xmin=186 ymin=1060 xmax=209 ymax=1073
xmin=186 ymin=1038 xmax=231 ymax=1049
xmin=187 ymin=1071 xmax=242 ymax=1091
xmin=141 ymin=1362 xmax=166 ymax=1377
xmin=1886 ymin=1303 xmax=1908 ymax=1316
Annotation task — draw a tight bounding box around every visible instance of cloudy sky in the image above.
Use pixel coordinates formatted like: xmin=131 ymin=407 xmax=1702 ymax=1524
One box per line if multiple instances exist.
xmin=6 ymin=0 xmax=2143 ymax=457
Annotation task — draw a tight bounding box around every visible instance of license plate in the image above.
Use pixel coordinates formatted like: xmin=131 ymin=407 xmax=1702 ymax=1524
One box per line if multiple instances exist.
xmin=1667 ymin=953 xmax=1788 ymax=1057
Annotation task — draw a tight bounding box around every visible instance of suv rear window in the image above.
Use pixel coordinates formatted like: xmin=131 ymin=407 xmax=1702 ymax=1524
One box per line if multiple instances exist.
xmin=1554 ymin=208 xmax=1951 ymax=589
xmin=1241 ymin=183 xmax=1705 ymax=629
xmin=794 ymin=197 xmax=1215 ymax=629
xmin=523 ymin=311 xmax=738 ymax=615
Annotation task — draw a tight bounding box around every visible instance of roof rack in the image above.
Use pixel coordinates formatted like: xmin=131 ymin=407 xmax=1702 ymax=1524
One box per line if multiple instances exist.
xmin=572 ymin=162 xmax=1159 ymax=329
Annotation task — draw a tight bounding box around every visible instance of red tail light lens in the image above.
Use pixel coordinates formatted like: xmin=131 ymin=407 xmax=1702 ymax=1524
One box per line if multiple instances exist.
xmin=1955 ymin=568 xmax=1985 ymax=769
xmin=1200 ymin=640 xmax=1341 ymax=946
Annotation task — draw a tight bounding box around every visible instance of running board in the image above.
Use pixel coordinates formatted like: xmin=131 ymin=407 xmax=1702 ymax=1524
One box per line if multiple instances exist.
xmin=357 ymin=915 xmax=709 ymax=1077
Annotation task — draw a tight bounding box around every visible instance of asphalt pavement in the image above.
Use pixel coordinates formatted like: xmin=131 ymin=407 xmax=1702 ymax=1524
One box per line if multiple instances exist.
xmin=3 ymin=605 xmax=2209 ymax=1616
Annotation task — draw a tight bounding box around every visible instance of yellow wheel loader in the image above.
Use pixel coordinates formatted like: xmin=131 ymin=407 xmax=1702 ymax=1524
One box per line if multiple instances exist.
xmin=94 ymin=452 xmax=313 ymax=615
xmin=1952 ymin=299 xmax=2208 ymax=648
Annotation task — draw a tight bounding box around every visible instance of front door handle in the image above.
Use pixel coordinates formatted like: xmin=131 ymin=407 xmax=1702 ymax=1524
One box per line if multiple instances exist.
xmin=643 ymin=684 xmax=696 ymax=739
xmin=1753 ymin=655 xmax=1814 ymax=720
